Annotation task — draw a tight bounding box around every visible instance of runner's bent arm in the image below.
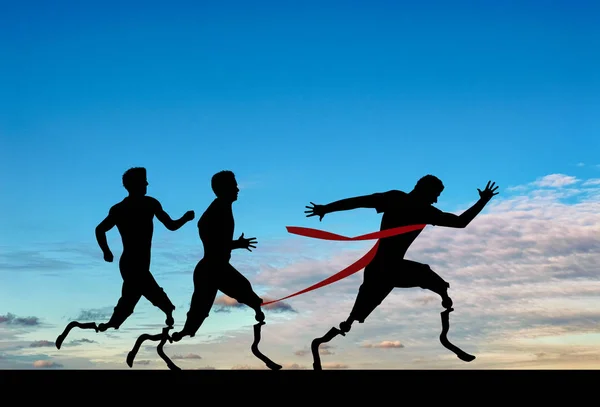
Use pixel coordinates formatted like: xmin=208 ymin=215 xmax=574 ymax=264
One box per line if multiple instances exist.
xmin=433 ymin=197 xmax=491 ymax=228
xmin=153 ymin=199 xmax=190 ymax=231
xmin=95 ymin=208 xmax=116 ymax=254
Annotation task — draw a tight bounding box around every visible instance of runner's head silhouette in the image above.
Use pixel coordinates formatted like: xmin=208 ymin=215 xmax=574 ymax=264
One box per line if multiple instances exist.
xmin=211 ymin=170 xmax=239 ymax=202
xmin=410 ymin=174 xmax=444 ymax=205
xmin=122 ymin=167 xmax=148 ymax=197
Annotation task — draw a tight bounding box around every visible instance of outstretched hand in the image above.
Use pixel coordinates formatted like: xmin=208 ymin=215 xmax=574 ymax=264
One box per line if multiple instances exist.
xmin=183 ymin=210 xmax=195 ymax=222
xmin=305 ymin=202 xmax=326 ymax=221
xmin=478 ymin=181 xmax=499 ymax=201
xmin=237 ymin=233 xmax=257 ymax=251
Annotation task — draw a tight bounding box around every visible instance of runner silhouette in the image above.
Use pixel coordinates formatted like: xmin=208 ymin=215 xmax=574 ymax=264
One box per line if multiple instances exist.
xmin=55 ymin=167 xmax=195 ymax=349
xmin=127 ymin=170 xmax=281 ymax=370
xmin=306 ymin=176 xmax=499 ymax=369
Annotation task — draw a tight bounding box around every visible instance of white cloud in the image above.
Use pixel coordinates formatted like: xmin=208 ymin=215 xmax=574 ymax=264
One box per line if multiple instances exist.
xmin=583 ymin=179 xmax=600 ymax=186
xmin=533 ymin=174 xmax=579 ymax=188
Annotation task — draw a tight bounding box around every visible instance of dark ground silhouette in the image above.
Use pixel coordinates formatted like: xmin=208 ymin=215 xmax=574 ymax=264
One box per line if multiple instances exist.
xmin=55 ymin=167 xmax=195 ymax=350
xmin=127 ymin=170 xmax=281 ymax=370
xmin=306 ymin=176 xmax=499 ymax=369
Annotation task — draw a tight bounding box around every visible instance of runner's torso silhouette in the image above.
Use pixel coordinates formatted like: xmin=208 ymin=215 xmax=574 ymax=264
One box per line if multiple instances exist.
xmin=371 ymin=189 xmax=443 ymax=263
xmin=110 ymin=196 xmax=162 ymax=270
xmin=198 ymin=198 xmax=234 ymax=263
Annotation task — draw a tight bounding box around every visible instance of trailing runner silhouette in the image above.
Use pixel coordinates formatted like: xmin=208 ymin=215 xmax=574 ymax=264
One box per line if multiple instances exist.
xmin=305 ymin=176 xmax=499 ymax=369
xmin=127 ymin=170 xmax=281 ymax=370
xmin=55 ymin=167 xmax=195 ymax=350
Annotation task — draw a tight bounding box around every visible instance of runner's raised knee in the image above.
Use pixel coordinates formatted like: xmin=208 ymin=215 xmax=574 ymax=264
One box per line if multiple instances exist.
xmin=418 ymin=265 xmax=450 ymax=292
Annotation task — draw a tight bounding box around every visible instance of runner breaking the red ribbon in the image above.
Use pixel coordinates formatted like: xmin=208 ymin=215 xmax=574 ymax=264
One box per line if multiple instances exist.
xmin=127 ymin=170 xmax=282 ymax=370
xmin=305 ymin=175 xmax=499 ymax=369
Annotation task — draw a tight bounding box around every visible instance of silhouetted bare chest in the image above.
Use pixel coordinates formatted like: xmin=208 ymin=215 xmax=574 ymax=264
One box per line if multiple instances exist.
xmin=381 ymin=207 xmax=430 ymax=229
xmin=199 ymin=201 xmax=234 ymax=240
xmin=114 ymin=199 xmax=156 ymax=244
xmin=378 ymin=203 xmax=428 ymax=257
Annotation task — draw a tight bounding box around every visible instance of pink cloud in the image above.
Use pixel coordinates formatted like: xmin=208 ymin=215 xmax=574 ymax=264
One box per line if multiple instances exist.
xmin=361 ymin=341 xmax=405 ymax=349
xmin=33 ymin=360 xmax=63 ymax=369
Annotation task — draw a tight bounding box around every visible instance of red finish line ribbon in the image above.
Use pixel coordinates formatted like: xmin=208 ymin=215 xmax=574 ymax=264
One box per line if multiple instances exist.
xmin=261 ymin=224 xmax=426 ymax=306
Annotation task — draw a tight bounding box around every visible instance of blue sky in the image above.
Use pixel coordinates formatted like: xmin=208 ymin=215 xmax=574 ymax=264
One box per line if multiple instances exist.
xmin=1 ymin=0 xmax=600 ymax=370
